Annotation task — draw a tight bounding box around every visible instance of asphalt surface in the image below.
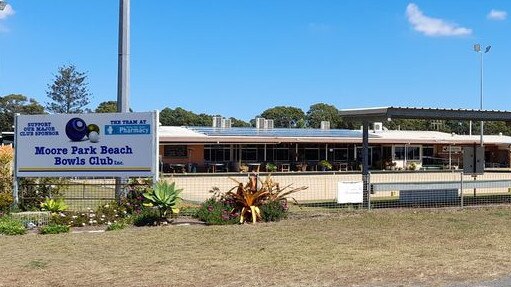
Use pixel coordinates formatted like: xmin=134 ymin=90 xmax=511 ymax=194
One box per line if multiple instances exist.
xmin=447 ymin=275 xmax=511 ymax=287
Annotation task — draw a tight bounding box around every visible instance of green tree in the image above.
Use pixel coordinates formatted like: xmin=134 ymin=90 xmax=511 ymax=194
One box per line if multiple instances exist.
xmin=260 ymin=106 xmax=306 ymax=128
xmin=95 ymin=101 xmax=118 ymax=113
xmin=160 ymin=107 xmax=202 ymax=126
xmin=46 ymin=64 xmax=91 ymax=114
xmin=483 ymin=121 xmax=511 ymax=136
xmin=384 ymin=119 xmax=430 ymax=131
xmin=229 ymin=117 xmax=251 ymax=127
xmin=306 ymin=103 xmax=341 ymax=129
xmin=159 ymin=107 xmax=250 ymax=127
xmin=0 ymin=94 xmax=45 ymax=131
xmin=196 ymin=113 xmax=214 ymax=126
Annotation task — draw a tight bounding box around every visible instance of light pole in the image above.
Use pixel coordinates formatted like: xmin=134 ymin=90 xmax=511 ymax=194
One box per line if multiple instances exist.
xmin=117 ymin=0 xmax=130 ymax=113
xmin=115 ymin=0 xmax=130 ymax=201
xmin=473 ymin=43 xmax=491 ymax=147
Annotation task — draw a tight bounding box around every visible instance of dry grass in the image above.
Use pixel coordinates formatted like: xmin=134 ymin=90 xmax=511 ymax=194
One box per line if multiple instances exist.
xmin=2 ymin=207 xmax=511 ymax=287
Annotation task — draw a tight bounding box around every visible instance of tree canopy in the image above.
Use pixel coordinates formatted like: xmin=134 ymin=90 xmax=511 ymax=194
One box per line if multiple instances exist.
xmin=259 ymin=106 xmax=306 ymax=128
xmin=306 ymin=103 xmax=342 ymax=129
xmin=229 ymin=117 xmax=251 ymax=127
xmin=95 ymin=101 xmax=118 ymax=113
xmin=0 ymin=94 xmax=45 ymax=131
xmin=46 ymin=64 xmax=91 ymax=114
xmin=159 ymin=107 xmax=250 ymax=127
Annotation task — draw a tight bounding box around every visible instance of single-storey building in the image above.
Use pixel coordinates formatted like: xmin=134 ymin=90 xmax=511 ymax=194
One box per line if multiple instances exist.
xmin=157 ymin=123 xmax=511 ymax=173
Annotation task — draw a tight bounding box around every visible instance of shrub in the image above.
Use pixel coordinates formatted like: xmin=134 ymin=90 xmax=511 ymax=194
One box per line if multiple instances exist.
xmin=95 ymin=202 xmax=128 ymax=224
xmin=195 ymin=198 xmax=239 ymax=225
xmin=19 ymin=178 xmax=69 ymax=211
xmin=40 ymin=224 xmax=70 ymax=235
xmin=123 ymin=178 xmax=152 ymax=214
xmin=40 ymin=198 xmax=68 ymax=213
xmin=0 ymin=145 xmax=13 ymax=195
xmin=132 ymin=208 xmax=160 ymax=227
xmin=106 ymin=220 xmax=128 ymax=231
xmin=319 ymin=160 xmax=333 ymax=170
xmin=196 ymin=175 xmax=306 ymax=224
xmin=0 ymin=216 xmax=26 ymax=235
xmin=0 ymin=192 xmax=14 ymax=215
xmin=49 ymin=211 xmax=84 ymax=227
xmin=260 ymin=200 xmax=288 ymax=222
xmin=48 ymin=203 xmax=129 ymax=228
xmin=265 ymin=163 xmax=277 ymax=172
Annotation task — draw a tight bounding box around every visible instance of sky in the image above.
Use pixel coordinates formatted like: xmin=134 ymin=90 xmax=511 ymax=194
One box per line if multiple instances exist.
xmin=0 ymin=1 xmax=510 ymax=121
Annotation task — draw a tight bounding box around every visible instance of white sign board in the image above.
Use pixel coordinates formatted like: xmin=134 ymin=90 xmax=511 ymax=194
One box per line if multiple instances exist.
xmin=336 ymin=181 xmax=363 ymax=204
xmin=15 ymin=112 xmax=158 ymax=177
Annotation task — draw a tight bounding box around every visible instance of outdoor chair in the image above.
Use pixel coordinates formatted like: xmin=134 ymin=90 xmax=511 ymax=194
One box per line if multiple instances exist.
xmin=279 ymin=163 xmax=290 ymax=172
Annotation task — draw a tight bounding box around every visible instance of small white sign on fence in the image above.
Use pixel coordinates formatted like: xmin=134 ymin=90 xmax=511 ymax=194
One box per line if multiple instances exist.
xmin=337 ymin=181 xmax=363 ymax=204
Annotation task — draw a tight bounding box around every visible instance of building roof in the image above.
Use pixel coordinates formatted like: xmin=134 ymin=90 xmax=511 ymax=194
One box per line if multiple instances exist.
xmin=158 ymin=126 xmax=511 ymax=146
xmin=339 ymin=106 xmax=511 ymax=122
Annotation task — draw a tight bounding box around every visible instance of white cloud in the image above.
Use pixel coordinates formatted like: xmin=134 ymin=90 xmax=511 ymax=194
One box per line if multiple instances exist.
xmin=487 ymin=9 xmax=507 ymax=21
xmin=406 ymin=3 xmax=472 ymax=37
xmin=0 ymin=4 xmax=15 ymax=20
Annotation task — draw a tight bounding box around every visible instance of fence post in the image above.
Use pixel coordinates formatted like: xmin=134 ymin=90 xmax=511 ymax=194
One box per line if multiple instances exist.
xmin=460 ymin=172 xmax=464 ymax=209
xmin=367 ymin=172 xmax=371 ymax=210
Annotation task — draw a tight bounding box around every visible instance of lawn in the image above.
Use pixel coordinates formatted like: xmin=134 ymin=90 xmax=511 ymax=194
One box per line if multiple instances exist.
xmin=2 ymin=207 xmax=511 ymax=287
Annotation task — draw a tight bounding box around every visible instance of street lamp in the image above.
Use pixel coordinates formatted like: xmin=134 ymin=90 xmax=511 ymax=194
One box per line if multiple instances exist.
xmin=473 ymin=43 xmax=491 ymax=147
xmin=115 ymin=0 xmax=130 ymax=200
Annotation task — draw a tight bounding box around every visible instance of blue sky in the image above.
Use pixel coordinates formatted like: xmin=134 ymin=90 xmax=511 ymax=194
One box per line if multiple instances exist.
xmin=0 ymin=1 xmax=510 ymax=121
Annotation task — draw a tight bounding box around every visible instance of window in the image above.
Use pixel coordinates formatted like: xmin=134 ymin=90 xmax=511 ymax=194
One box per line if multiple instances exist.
xmin=393 ymin=145 xmax=421 ymax=161
xmin=394 ymin=146 xmax=405 ymax=160
xmin=163 ymin=145 xmax=187 ymax=158
xmin=204 ymin=145 xmax=230 ymax=162
xmin=356 ymin=147 xmax=373 ymax=165
xmin=241 ymin=146 xmax=258 ymax=161
xmin=407 ymin=146 xmax=420 ymax=161
xmin=274 ymin=148 xmax=289 ymax=161
xmin=304 ymin=148 xmax=320 ymax=161
xmin=267 ymin=143 xmax=292 ymax=162
xmin=333 ymin=148 xmax=349 ymax=161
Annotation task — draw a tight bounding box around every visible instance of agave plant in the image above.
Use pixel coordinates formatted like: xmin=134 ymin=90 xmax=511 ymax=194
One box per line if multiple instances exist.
xmin=40 ymin=197 xmax=68 ymax=213
xmin=227 ymin=174 xmax=306 ymax=224
xmin=143 ymin=181 xmax=182 ymax=220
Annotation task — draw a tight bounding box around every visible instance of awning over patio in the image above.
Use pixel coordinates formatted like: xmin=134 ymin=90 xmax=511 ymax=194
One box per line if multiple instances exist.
xmin=339 ymin=107 xmax=511 ymax=122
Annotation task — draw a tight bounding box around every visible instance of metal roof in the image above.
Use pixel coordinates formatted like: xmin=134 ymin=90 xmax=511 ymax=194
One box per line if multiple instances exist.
xmin=187 ymin=127 xmax=367 ymax=138
xmin=339 ymin=107 xmax=511 ymax=122
xmin=158 ymin=126 xmax=511 ymax=145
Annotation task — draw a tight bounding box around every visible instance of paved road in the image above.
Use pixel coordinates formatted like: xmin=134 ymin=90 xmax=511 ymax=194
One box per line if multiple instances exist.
xmin=448 ymin=276 xmax=511 ymax=287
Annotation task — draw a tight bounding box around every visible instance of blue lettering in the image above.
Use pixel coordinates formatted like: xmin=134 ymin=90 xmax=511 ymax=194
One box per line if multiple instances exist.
xmin=35 ymin=147 xmax=68 ymax=155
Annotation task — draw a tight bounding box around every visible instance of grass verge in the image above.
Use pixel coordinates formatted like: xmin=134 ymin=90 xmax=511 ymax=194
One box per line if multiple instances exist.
xmin=1 ymin=207 xmax=511 ymax=286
